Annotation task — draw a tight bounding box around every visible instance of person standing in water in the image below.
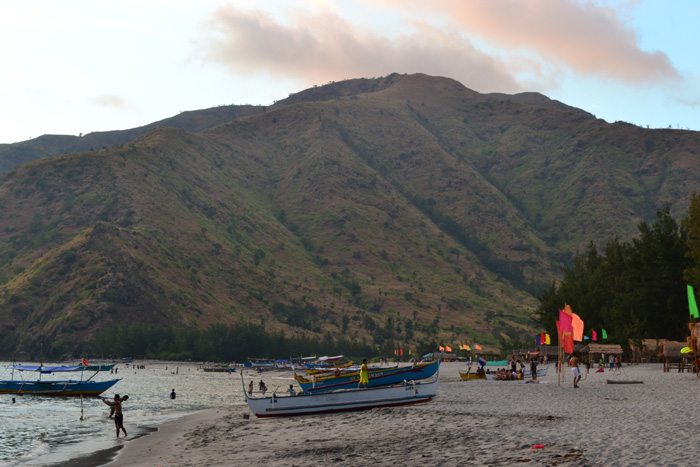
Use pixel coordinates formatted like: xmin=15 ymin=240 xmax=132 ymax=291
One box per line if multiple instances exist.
xmin=102 ymin=394 xmax=128 ymax=437
xmin=358 ymin=359 xmax=369 ymax=388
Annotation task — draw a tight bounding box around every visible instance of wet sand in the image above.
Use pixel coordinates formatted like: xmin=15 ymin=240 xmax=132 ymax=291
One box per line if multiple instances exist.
xmin=104 ymin=362 xmax=700 ymax=466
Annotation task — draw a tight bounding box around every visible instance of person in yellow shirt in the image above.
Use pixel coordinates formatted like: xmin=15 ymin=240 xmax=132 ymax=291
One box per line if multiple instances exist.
xmin=358 ymin=359 xmax=369 ymax=388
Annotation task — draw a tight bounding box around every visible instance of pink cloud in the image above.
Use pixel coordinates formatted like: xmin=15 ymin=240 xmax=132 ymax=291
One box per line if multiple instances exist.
xmin=200 ymin=6 xmax=523 ymax=92
xmin=381 ymin=0 xmax=679 ymax=83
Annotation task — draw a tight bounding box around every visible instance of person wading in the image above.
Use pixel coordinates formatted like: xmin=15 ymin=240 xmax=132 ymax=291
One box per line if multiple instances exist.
xmin=102 ymin=394 xmax=129 ymax=437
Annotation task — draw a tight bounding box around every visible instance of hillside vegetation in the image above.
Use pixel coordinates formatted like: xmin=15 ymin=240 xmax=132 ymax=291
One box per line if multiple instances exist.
xmin=1 ymin=73 xmax=699 ymax=358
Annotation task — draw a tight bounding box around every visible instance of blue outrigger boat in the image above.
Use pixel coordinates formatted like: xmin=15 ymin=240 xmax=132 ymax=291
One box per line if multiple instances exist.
xmin=0 ymin=364 xmax=120 ymax=397
xmin=294 ymin=360 xmax=439 ymax=393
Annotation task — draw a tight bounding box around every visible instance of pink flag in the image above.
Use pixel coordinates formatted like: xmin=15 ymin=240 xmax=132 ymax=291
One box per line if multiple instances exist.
xmin=592 ymin=330 xmax=597 ymax=341
xmin=559 ymin=309 xmax=573 ymax=333
xmin=571 ymin=313 xmax=584 ymax=342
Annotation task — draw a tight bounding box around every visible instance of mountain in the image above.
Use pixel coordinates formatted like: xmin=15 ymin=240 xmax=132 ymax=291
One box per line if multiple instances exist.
xmin=1 ymin=73 xmax=699 ymax=358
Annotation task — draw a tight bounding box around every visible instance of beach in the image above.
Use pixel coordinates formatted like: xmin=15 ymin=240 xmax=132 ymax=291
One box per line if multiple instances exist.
xmin=101 ymin=362 xmax=700 ymax=467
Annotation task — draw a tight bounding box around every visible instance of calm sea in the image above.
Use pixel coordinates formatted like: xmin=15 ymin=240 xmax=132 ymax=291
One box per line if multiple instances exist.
xmin=0 ymin=361 xmax=293 ymax=466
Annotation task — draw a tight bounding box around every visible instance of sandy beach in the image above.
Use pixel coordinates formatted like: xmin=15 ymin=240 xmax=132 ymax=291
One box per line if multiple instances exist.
xmin=105 ymin=363 xmax=700 ymax=466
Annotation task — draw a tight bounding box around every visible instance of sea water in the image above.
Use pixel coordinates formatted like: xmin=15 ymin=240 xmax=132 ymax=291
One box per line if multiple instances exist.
xmin=0 ymin=361 xmax=290 ymax=466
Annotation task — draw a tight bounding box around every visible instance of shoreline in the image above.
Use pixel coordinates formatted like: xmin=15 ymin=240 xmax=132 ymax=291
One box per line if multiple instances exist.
xmin=104 ymin=409 xmax=221 ymax=466
xmin=48 ymin=363 xmax=700 ymax=466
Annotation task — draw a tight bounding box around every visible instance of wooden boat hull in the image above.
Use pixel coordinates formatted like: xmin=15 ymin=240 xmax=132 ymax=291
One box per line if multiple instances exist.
xmin=0 ymin=378 xmax=121 ymax=397
xmin=243 ymin=373 xmax=438 ymax=418
xmin=459 ymin=371 xmax=486 ymax=380
xmin=294 ymin=360 xmax=439 ymax=393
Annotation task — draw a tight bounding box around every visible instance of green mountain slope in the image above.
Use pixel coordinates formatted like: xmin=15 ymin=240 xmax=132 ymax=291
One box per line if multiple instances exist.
xmin=1 ymin=73 xmax=699 ymax=357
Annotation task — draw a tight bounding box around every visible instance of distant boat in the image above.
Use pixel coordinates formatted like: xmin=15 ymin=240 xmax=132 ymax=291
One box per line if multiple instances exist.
xmin=202 ymin=365 xmax=236 ymax=373
xmin=294 ymin=360 xmax=439 ymax=393
xmin=0 ymin=365 xmax=120 ymax=397
xmin=243 ymin=372 xmax=438 ymax=417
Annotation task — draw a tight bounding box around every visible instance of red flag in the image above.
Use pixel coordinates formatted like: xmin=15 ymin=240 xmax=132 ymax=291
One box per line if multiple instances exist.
xmin=592 ymin=330 xmax=597 ymax=341
xmin=445 ymin=346 xmax=452 ymax=352
xmin=571 ymin=313 xmax=584 ymax=342
xmin=400 ymin=349 xmax=403 ymax=356
xmin=561 ymin=332 xmax=574 ymax=354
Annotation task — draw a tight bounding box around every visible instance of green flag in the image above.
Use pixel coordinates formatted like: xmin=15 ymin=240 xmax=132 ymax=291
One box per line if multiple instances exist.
xmin=602 ymin=329 xmax=607 ymax=340
xmin=688 ymin=285 xmax=700 ymax=319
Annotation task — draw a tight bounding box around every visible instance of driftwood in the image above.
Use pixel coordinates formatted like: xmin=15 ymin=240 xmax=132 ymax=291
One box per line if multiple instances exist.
xmin=605 ymin=380 xmax=643 ymax=384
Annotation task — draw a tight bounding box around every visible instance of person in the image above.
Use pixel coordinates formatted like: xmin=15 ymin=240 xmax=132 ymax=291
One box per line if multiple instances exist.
xmin=170 ymin=389 xmax=176 ymax=400
xmin=358 ymin=359 xmax=369 ymax=388
xmin=609 ymin=355 xmax=615 ymax=370
xmin=287 ymin=385 xmax=296 ymax=396
xmin=530 ymin=357 xmax=538 ymax=380
xmin=259 ymin=380 xmax=267 ymax=395
xmin=102 ymin=394 xmax=128 ymax=437
xmin=569 ymin=356 xmax=581 ymax=388
xmin=248 ymin=380 xmax=253 ymax=396
xmin=11 ymin=397 xmax=15 ymax=404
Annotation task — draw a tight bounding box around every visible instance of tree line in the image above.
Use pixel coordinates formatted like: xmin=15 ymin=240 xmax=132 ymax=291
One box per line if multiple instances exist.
xmin=534 ymin=196 xmax=700 ymax=346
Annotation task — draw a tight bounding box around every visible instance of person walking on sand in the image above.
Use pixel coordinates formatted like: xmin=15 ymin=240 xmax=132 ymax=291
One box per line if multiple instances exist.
xmin=102 ymin=394 xmax=128 ymax=437
xmin=358 ymin=359 xmax=369 ymax=388
xmin=248 ymin=380 xmax=254 ymax=396
xmin=170 ymin=388 xmax=176 ymax=400
xmin=569 ymin=356 xmax=581 ymax=388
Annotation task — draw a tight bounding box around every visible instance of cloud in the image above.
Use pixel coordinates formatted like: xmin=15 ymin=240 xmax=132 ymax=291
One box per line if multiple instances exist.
xmin=199 ymin=6 xmax=523 ymax=93
xmin=380 ymin=0 xmax=680 ymax=83
xmin=91 ymin=94 xmax=136 ymax=111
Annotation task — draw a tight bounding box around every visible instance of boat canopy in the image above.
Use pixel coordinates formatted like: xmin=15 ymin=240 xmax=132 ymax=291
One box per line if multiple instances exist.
xmin=13 ymin=365 xmax=82 ymax=373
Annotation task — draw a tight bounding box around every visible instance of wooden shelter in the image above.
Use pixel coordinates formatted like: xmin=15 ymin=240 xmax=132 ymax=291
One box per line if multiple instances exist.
xmin=658 ymin=340 xmax=688 ymax=372
xmin=582 ymin=344 xmax=623 ymax=365
xmin=629 ymin=339 xmax=660 ymax=363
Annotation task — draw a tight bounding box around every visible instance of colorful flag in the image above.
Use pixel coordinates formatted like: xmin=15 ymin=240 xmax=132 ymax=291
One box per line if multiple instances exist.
xmin=561 ymin=332 xmax=574 ymax=354
xmin=688 ymin=285 xmax=700 ymax=319
xmin=545 ymin=334 xmax=550 ymax=345
xmin=445 ymin=346 xmax=452 ymax=352
xmin=439 ymin=346 xmax=445 ymax=351
xmin=559 ymin=309 xmax=573 ymax=333
xmin=571 ymin=313 xmax=584 ymax=342
xmin=584 ymin=335 xmax=590 ymax=340
xmin=474 ymin=344 xmax=482 ymax=350
xmin=602 ymin=329 xmax=607 ymax=339
xmin=541 ymin=332 xmax=546 ymax=343
xmin=465 ymin=345 xmax=471 ymax=351
xmin=536 ymin=336 xmax=541 ymax=345
xmin=592 ymin=330 xmax=597 ymax=341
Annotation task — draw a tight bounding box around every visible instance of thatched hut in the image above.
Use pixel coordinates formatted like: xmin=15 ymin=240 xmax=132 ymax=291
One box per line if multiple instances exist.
xmin=629 ymin=339 xmax=660 ymax=363
xmin=582 ymin=344 xmax=623 ymax=366
xmin=658 ymin=340 xmax=688 ymax=372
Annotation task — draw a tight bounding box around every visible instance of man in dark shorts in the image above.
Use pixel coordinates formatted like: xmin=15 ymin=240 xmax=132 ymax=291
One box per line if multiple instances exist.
xmin=102 ymin=394 xmax=128 ymax=437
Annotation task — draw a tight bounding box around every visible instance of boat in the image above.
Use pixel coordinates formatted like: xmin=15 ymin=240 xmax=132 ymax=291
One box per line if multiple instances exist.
xmin=305 ymin=360 xmax=354 ymax=375
xmin=294 ymin=360 xmax=439 ymax=393
xmin=243 ymin=371 xmax=438 ymax=417
xmin=202 ymin=365 xmax=236 ymax=373
xmin=459 ymin=370 xmax=486 ymax=380
xmin=0 ymin=365 xmax=120 ymax=397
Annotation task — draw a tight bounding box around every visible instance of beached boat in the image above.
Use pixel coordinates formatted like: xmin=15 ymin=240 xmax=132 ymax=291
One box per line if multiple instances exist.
xmin=0 ymin=365 xmax=120 ymax=397
xmin=243 ymin=372 xmax=438 ymax=417
xmin=459 ymin=370 xmax=486 ymax=380
xmin=294 ymin=360 xmax=439 ymax=393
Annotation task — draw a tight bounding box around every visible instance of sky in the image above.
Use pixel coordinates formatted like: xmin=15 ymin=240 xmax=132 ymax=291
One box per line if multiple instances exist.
xmin=1 ymin=0 xmax=699 ymax=144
